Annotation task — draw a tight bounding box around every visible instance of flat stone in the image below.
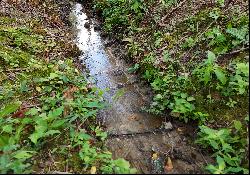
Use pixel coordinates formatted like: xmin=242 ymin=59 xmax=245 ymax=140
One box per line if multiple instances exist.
xmin=84 ymin=22 xmax=90 ymax=28
xmin=163 ymin=122 xmax=173 ymax=130
xmin=94 ymin=25 xmax=101 ymax=31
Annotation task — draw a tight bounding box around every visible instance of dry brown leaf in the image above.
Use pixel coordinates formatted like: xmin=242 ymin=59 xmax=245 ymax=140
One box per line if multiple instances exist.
xmin=164 ymin=157 xmax=173 ymax=172
xmin=90 ymin=166 xmax=96 ymax=174
xmin=63 ymin=86 xmax=79 ymax=100
xmin=12 ymin=107 xmax=28 ymax=118
xmin=177 ymin=128 xmax=183 ymax=132
xmin=152 ymin=153 xmax=158 ymax=160
xmin=63 ymin=86 xmax=79 ymax=116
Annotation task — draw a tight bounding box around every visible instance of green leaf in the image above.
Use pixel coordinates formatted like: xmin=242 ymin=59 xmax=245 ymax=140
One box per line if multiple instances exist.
xmin=78 ymin=132 xmax=92 ymax=141
xmin=2 ymin=124 xmax=13 ymax=133
xmin=236 ymin=63 xmax=249 ymax=76
xmin=114 ymin=158 xmax=130 ymax=169
xmin=203 ymin=69 xmax=211 ymax=84
xmin=217 ymin=155 xmax=226 ymax=171
xmin=214 ymin=67 xmax=227 ymax=85
xmin=216 ymin=0 xmax=225 ymax=7
xmin=226 ymin=166 xmax=244 ymax=173
xmin=14 ymin=150 xmax=34 ymax=159
xmin=206 ymin=51 xmax=216 ymax=64
xmin=245 ymin=116 xmax=249 ymax=122
xmin=128 ymin=63 xmax=140 ymax=73
xmin=20 ymin=80 xmax=29 ymax=92
xmin=26 ymin=108 xmax=39 ymax=116
xmin=29 ymin=132 xmax=42 ymax=144
xmin=112 ymin=88 xmax=126 ymax=102
xmin=45 ymin=130 xmax=60 ymax=136
xmin=0 ymin=135 xmax=9 ymax=147
xmin=47 ymin=107 xmax=64 ymax=120
xmin=85 ymin=101 xmax=102 ymax=108
xmin=234 ymin=120 xmax=242 ymax=131
xmin=155 ymin=94 xmax=163 ymax=100
xmin=122 ymin=37 xmax=133 ymax=43
xmin=209 ymin=140 xmax=219 ymax=149
xmin=0 ymin=101 xmax=22 ymax=118
xmin=206 ymin=164 xmax=218 ymax=173
xmin=187 ymin=97 xmax=195 ymax=101
xmin=51 ymin=119 xmax=66 ymax=128
xmin=49 ymin=72 xmax=58 ymax=79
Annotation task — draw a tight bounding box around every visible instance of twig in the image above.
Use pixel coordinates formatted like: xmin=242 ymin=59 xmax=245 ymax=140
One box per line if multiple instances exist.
xmin=23 ymin=104 xmax=41 ymax=108
xmin=26 ymin=93 xmax=47 ymax=100
xmin=108 ymin=128 xmax=172 ymax=138
xmin=4 ymin=68 xmax=27 ymax=72
xmin=198 ymin=149 xmax=208 ymax=165
xmin=223 ymin=47 xmax=248 ymax=55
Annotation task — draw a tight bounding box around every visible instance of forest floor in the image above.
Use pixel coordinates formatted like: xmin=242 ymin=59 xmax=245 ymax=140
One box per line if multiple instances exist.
xmin=0 ymin=0 xmax=249 ymax=174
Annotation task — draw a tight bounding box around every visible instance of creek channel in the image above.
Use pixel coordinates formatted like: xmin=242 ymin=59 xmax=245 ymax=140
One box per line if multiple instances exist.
xmin=71 ymin=2 xmax=210 ymax=174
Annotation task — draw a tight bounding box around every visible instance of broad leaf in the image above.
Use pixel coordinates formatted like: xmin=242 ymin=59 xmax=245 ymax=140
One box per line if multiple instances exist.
xmin=214 ymin=67 xmax=227 ymax=85
xmin=0 ymin=101 xmax=22 ymax=118
xmin=14 ymin=150 xmax=34 ymax=159
xmin=234 ymin=120 xmax=242 ymax=131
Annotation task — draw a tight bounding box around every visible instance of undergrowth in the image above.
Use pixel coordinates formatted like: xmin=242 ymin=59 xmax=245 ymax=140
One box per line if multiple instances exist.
xmin=0 ymin=3 xmax=136 ymax=174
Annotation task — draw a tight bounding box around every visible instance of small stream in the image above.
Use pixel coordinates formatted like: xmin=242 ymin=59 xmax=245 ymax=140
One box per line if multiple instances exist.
xmin=71 ymin=3 xmax=208 ymax=174
xmin=72 ymin=3 xmax=163 ymax=135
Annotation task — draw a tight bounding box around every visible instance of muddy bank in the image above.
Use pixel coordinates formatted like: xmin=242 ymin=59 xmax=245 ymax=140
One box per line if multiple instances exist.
xmin=73 ymin=2 xmax=213 ymax=174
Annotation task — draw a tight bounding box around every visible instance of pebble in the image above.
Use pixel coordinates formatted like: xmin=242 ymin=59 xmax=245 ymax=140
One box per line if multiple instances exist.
xmin=84 ymin=22 xmax=90 ymax=28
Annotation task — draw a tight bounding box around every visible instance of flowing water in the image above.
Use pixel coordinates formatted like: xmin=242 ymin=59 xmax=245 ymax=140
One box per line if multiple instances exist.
xmin=72 ymin=3 xmax=163 ymax=135
xmin=72 ymin=3 xmax=210 ymax=174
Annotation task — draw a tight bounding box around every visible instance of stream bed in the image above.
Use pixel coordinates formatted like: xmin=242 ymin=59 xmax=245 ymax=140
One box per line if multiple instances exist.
xmin=72 ymin=3 xmax=210 ymax=174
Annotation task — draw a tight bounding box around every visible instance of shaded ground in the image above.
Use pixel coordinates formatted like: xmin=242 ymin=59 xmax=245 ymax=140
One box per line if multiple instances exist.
xmin=74 ymin=3 xmax=213 ymax=174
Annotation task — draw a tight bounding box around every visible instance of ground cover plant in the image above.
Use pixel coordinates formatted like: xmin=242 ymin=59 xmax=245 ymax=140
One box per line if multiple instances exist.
xmin=0 ymin=0 xmax=136 ymax=173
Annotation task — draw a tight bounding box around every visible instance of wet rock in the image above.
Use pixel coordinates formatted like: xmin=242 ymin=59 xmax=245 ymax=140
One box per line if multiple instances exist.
xmin=104 ymin=40 xmax=113 ymax=47
xmin=112 ymin=69 xmax=124 ymax=76
xmin=129 ymin=76 xmax=139 ymax=84
xmin=84 ymin=22 xmax=90 ymax=28
xmin=100 ymin=31 xmax=107 ymax=38
xmin=38 ymin=162 xmax=45 ymax=168
xmin=117 ymin=83 xmax=124 ymax=88
xmin=163 ymin=122 xmax=173 ymax=130
xmin=94 ymin=25 xmax=101 ymax=31
xmin=151 ymin=153 xmax=164 ymax=174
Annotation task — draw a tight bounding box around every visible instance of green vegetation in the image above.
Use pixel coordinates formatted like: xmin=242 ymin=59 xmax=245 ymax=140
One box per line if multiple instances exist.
xmin=0 ymin=3 xmax=136 ymax=174
xmin=93 ymin=0 xmax=249 ymax=173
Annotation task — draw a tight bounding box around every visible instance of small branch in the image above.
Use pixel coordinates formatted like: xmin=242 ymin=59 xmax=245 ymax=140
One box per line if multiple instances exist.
xmin=108 ymin=128 xmax=172 ymax=138
xmin=4 ymin=68 xmax=27 ymax=72
xmin=223 ymin=47 xmax=248 ymax=55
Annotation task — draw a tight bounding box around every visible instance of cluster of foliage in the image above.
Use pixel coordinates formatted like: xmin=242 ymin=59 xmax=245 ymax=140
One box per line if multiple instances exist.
xmin=0 ymin=14 xmax=136 ymax=174
xmin=93 ymin=0 xmax=249 ymax=173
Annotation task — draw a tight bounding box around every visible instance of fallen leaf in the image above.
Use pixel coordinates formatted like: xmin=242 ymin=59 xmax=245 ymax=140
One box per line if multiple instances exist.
xmin=90 ymin=166 xmax=96 ymax=174
xmin=36 ymin=86 xmax=42 ymax=92
xmin=63 ymin=86 xmax=79 ymax=100
xmin=177 ymin=128 xmax=183 ymax=132
xmin=170 ymin=112 xmax=180 ymax=117
xmin=128 ymin=114 xmax=139 ymax=121
xmin=165 ymin=157 xmax=173 ymax=172
xmin=63 ymin=86 xmax=79 ymax=116
xmin=12 ymin=108 xmax=28 ymax=118
xmin=152 ymin=153 xmax=158 ymax=160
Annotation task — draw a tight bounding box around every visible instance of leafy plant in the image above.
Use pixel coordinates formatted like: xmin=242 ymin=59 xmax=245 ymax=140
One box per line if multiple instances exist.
xmin=128 ymin=63 xmax=140 ymax=73
xmin=196 ymin=125 xmax=248 ymax=174
xmin=193 ymin=51 xmax=227 ymax=86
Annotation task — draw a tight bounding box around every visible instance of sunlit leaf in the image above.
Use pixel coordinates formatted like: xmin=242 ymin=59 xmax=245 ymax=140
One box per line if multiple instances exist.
xmin=0 ymin=101 xmax=22 ymax=118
